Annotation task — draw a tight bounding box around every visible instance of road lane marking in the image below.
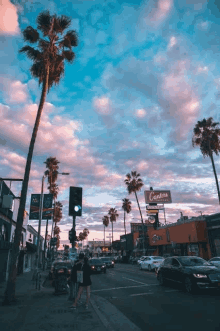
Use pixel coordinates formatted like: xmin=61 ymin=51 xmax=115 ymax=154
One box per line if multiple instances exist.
xmin=130 ymin=292 xmax=153 ymax=296
xmin=164 ymin=290 xmax=179 ymax=293
xmin=122 ymin=277 xmax=147 ymax=285
xmin=91 ymin=284 xmax=159 ymax=293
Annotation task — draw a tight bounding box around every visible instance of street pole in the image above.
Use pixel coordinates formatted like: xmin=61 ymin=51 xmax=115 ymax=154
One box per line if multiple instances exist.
xmin=72 ymin=215 xmax=76 ymax=252
xmin=36 ymin=175 xmax=45 ymax=270
xmin=43 ymin=218 xmax=48 ymax=271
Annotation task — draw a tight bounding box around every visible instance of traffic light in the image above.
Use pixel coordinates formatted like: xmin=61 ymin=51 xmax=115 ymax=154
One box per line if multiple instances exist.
xmin=69 ymin=187 xmax=82 ymax=216
xmin=69 ymin=229 xmax=76 ymax=243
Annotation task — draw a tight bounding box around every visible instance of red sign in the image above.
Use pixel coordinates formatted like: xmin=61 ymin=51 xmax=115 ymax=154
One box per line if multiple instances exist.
xmin=145 ymin=190 xmax=172 ymax=204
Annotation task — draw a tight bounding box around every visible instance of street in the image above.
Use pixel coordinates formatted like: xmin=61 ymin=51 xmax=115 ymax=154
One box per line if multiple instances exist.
xmin=89 ymin=263 xmax=220 ymax=331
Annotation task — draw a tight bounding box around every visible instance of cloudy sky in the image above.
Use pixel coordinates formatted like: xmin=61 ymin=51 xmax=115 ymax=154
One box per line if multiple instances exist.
xmin=1 ymin=0 xmax=220 ymax=248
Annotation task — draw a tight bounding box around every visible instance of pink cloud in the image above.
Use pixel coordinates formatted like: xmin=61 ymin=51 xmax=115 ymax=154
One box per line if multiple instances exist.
xmin=93 ymin=96 xmax=112 ymax=115
xmin=146 ymin=0 xmax=173 ymax=27
xmin=0 ymin=0 xmax=20 ymax=35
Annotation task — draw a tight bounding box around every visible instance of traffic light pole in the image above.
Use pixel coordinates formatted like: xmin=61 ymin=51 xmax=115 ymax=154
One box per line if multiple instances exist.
xmin=72 ymin=215 xmax=76 ymax=252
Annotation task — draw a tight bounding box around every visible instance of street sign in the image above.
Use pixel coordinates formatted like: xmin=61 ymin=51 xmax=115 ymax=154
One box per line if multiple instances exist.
xmin=146 ymin=205 xmax=164 ymax=210
xmin=147 ymin=210 xmax=159 ymax=214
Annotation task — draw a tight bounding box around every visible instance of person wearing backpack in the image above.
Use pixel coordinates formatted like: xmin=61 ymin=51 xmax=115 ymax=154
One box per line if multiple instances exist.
xmin=70 ymin=256 xmax=92 ymax=310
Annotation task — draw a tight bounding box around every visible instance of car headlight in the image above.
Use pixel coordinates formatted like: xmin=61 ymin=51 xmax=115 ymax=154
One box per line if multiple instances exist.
xmin=91 ymin=266 xmax=95 ymax=269
xmin=193 ymin=274 xmax=208 ymax=278
xmin=112 ymin=261 xmax=114 ymax=264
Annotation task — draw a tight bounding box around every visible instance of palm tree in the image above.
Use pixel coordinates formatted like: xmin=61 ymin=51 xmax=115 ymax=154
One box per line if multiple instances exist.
xmin=124 ymin=171 xmax=145 ymax=254
xmin=108 ymin=208 xmax=119 ymax=250
xmin=44 ymin=157 xmax=60 ymax=258
xmin=102 ymin=216 xmax=109 ymax=248
xmin=192 ymin=117 xmax=220 ymax=204
xmin=122 ymin=198 xmax=132 ymax=252
xmin=3 ymin=11 xmax=78 ymax=305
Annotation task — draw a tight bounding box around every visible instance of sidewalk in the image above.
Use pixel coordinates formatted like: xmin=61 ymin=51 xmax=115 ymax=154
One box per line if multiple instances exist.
xmin=0 ymin=270 xmax=141 ymax=331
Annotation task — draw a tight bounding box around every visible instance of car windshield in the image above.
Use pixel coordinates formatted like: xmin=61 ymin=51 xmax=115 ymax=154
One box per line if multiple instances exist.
xmin=178 ymin=257 xmax=212 ymax=266
xmin=102 ymin=258 xmax=111 ymax=261
xmin=90 ymin=259 xmax=101 ymax=263
xmin=153 ymin=257 xmax=164 ymax=260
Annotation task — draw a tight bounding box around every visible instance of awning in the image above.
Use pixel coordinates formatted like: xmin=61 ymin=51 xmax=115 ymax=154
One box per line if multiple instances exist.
xmin=26 ymin=241 xmax=37 ymax=252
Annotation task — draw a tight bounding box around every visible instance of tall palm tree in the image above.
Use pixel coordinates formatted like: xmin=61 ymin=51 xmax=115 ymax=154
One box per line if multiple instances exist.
xmin=3 ymin=11 xmax=78 ymax=305
xmin=44 ymin=157 xmax=60 ymax=261
xmin=102 ymin=215 xmax=109 ymax=248
xmin=192 ymin=117 xmax=220 ymax=204
xmin=124 ymin=171 xmax=145 ymax=254
xmin=122 ymin=198 xmax=132 ymax=252
xmin=108 ymin=208 xmax=119 ymax=250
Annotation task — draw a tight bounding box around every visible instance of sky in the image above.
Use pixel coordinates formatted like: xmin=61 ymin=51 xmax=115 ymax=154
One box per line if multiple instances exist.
xmin=1 ymin=0 xmax=220 ymax=248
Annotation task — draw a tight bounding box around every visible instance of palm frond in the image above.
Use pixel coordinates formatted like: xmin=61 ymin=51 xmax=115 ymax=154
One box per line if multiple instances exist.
xmin=19 ymin=46 xmax=42 ymax=61
xmin=23 ymin=26 xmax=39 ymax=43
xmin=53 ymin=16 xmax=71 ymax=33
xmin=37 ymin=11 xmax=52 ymax=36
xmin=39 ymin=39 xmax=50 ymax=52
xmin=30 ymin=61 xmax=45 ymax=83
xmin=62 ymin=30 xmax=78 ymax=48
xmin=62 ymin=50 xmax=75 ymax=62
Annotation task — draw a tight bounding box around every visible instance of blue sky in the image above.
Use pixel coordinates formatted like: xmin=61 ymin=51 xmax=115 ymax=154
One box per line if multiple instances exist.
xmin=1 ymin=0 xmax=220 ymax=247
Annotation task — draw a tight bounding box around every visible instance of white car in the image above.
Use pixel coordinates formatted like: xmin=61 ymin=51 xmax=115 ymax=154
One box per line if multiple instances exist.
xmin=208 ymin=257 xmax=220 ymax=268
xmin=137 ymin=256 xmax=149 ymax=265
xmin=140 ymin=256 xmax=164 ymax=271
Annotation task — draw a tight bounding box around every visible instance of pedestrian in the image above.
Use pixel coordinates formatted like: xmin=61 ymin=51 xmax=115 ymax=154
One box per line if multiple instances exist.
xmin=70 ymin=256 xmax=92 ymax=310
xmin=68 ymin=253 xmax=84 ymax=301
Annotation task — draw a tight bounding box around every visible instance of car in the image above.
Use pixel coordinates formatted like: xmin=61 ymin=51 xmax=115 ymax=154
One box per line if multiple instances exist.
xmin=89 ymin=258 xmax=107 ymax=274
xmin=157 ymin=256 xmax=220 ymax=294
xmin=137 ymin=256 xmax=148 ymax=265
xmin=208 ymin=257 xmax=220 ymax=269
xmin=140 ymin=256 xmax=164 ymax=271
xmin=49 ymin=260 xmax=73 ymax=284
xmin=100 ymin=257 xmax=115 ymax=268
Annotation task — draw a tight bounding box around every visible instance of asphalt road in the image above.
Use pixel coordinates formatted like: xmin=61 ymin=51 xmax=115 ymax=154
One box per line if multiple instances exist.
xmin=90 ymin=263 xmax=220 ymax=331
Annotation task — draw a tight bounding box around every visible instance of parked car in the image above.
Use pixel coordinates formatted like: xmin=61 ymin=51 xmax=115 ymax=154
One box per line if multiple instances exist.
xmin=100 ymin=257 xmax=115 ymax=268
xmin=49 ymin=260 xmax=73 ymax=284
xmin=129 ymin=256 xmax=139 ymax=264
xmin=157 ymin=256 xmax=220 ymax=294
xmin=140 ymin=256 xmax=164 ymax=271
xmin=208 ymin=257 xmax=220 ymax=269
xmin=89 ymin=258 xmax=107 ymax=274
xmin=137 ymin=256 xmax=148 ymax=265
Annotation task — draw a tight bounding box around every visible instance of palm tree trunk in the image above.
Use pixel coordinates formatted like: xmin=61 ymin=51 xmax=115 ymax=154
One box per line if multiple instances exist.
xmin=134 ymin=191 xmax=145 ymax=255
xmin=104 ymin=226 xmax=105 ymax=248
xmin=210 ymin=152 xmax=220 ymax=204
xmin=3 ymin=66 xmax=50 ymax=305
xmin=124 ymin=211 xmax=127 ymax=252
xmin=112 ymin=221 xmax=113 ymax=251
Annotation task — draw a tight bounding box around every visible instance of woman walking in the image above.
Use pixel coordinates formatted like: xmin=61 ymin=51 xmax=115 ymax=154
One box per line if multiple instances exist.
xmin=70 ymin=256 xmax=92 ymax=309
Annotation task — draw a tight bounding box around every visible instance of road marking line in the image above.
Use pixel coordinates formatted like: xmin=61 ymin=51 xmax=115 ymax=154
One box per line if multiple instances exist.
xmin=164 ymin=290 xmax=179 ymax=293
xmin=130 ymin=292 xmax=153 ymax=296
xmin=91 ymin=284 xmax=159 ymax=292
xmin=122 ymin=277 xmax=147 ymax=285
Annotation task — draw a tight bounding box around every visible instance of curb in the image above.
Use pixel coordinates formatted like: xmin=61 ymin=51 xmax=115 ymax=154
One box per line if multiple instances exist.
xmin=91 ymin=294 xmax=142 ymax=331
xmin=90 ymin=297 xmax=114 ymax=331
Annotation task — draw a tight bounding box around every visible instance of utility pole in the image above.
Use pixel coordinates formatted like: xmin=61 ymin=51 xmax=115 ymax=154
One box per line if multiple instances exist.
xmin=43 ymin=218 xmax=48 ymax=271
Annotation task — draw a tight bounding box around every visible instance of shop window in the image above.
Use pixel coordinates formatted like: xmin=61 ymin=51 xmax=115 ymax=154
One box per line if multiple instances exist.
xmin=214 ymin=239 xmax=220 ymax=256
xmin=2 ymin=224 xmax=8 ymax=241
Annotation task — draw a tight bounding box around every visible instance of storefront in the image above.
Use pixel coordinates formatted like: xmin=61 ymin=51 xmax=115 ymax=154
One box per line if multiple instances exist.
xmin=205 ymin=213 xmax=220 ymax=257
xmin=147 ymin=219 xmax=211 ymax=260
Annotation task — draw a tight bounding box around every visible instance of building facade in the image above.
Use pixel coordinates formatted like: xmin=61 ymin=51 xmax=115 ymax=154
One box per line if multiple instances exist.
xmin=147 ymin=217 xmax=210 ymax=259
